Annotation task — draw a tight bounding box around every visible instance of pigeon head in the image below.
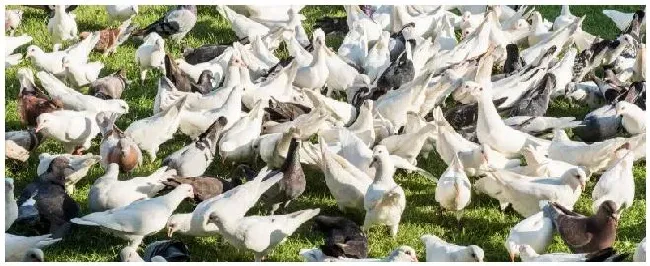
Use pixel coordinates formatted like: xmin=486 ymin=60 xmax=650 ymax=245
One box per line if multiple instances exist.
xmin=34 ymin=113 xmax=55 ymax=134
xmin=615 ymin=100 xmax=634 ymax=117
xmin=517 ymin=245 xmax=537 ymax=260
xmin=463 ymin=81 xmax=486 ymax=99
xmin=120 ymin=246 xmax=140 ymax=262
xmin=389 ymin=245 xmax=418 ymax=262
xmin=166 ymin=214 xmax=189 ymax=237
xmin=25 ymin=45 xmax=43 ymax=59
xmin=24 ymin=248 xmax=44 ymax=262
xmin=513 ymin=18 xmax=530 ymax=30
xmin=561 ymin=167 xmax=588 ymax=191
xmin=46 ymin=156 xmax=73 ymax=180
xmin=466 ymin=245 xmax=485 ymax=262
xmin=598 ymin=200 xmax=623 ymax=221
xmin=175 ymin=184 xmax=194 ymax=199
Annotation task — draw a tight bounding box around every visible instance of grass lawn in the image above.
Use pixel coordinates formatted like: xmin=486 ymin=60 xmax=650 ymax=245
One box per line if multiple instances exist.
xmin=4 ymin=5 xmax=646 ymax=262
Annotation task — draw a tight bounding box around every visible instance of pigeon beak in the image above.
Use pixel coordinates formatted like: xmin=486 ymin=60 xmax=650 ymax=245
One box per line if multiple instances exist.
xmin=34 ymin=123 xmax=44 ymax=133
xmin=411 ymin=255 xmax=418 ymax=262
xmin=369 ymin=158 xmax=378 ymax=169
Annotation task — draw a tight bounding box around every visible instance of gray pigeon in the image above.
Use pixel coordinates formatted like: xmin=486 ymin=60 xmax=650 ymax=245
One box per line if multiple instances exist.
xmin=133 ymin=5 xmax=197 ymax=42
xmin=261 ymin=137 xmax=306 ymax=214
xmin=573 ymin=104 xmax=621 ymax=142
xmin=88 ymin=69 xmax=128 ymax=100
xmin=509 ymin=73 xmax=555 ymax=117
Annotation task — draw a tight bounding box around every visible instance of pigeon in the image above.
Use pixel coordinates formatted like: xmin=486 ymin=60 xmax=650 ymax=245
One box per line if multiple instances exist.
xmin=573 ymin=104 xmax=621 ymax=143
xmin=216 ymin=5 xmax=270 ymax=41
xmin=16 ymin=67 xmax=61 ymax=127
xmin=553 ymin=5 xmax=577 ymax=31
xmin=125 ymin=97 xmax=186 ymax=161
xmin=363 ymin=31 xmax=391 ymax=82
xmin=504 ymin=43 xmax=525 ymax=75
xmin=88 ymin=164 xmax=177 ymax=212
xmin=634 ymin=237 xmax=646 ymax=262
xmin=4 ymin=233 xmax=61 ymax=262
xmin=547 ymin=200 xmax=621 ymax=254
xmin=261 ymin=137 xmax=306 ymax=214
xmin=62 ymin=56 xmax=104 ymax=87
xmin=603 ymin=8 xmax=647 ymax=32
xmin=504 ymin=116 xmax=582 ymax=136
xmin=5 ymin=129 xmax=43 ymax=162
xmin=509 ymin=144 xmax=579 ymax=178
xmin=96 ymin=112 xmax=142 ymax=173
xmin=47 ymin=5 xmax=78 ymax=51
xmin=300 ymin=245 xmax=418 ymax=262
xmin=71 ymin=184 xmax=193 ymax=248
xmin=508 ymin=73 xmax=555 ymax=117
xmin=435 ymin=155 xmax=472 ymax=216
xmin=36 ymin=153 xmax=101 ymax=194
xmin=135 ymin=32 xmax=166 ymax=82
xmin=5 ymin=178 xmax=18 ymax=231
xmin=616 ymin=101 xmax=645 ymax=134
xmin=421 ymin=234 xmax=484 ymax=262
xmin=5 ymin=9 xmax=23 ymax=36
xmin=119 ymin=246 xmax=145 ymax=262
xmin=479 ymin=167 xmax=587 ymax=217
xmin=79 ymin=18 xmax=137 ymax=56
xmin=143 ymin=240 xmax=191 ymax=262
xmin=293 ymin=30 xmax=329 ymax=89
xmin=312 ymin=215 xmax=369 ymax=259
xmin=106 ymin=5 xmax=138 ymax=22
xmin=549 ymin=129 xmax=627 ymax=174
xmin=506 ymin=205 xmax=554 ymax=261
xmin=16 ymin=157 xmax=81 ymax=238
xmin=519 ymin=245 xmax=627 ymax=262
xmin=25 ymin=36 xmax=99 ymax=76
xmin=37 ymin=71 xmax=129 ymax=116
xmin=88 ymin=69 xmax=128 ymax=99
xmin=162 ymin=117 xmax=228 ymax=177
xmin=183 ymin=44 xmax=230 ymax=64
xmin=133 ymin=5 xmax=197 ymax=42
xmin=591 ymin=144 xmax=635 ymax=214
xmin=178 ymin=86 xmax=243 ymax=139
xmin=207 ymin=207 xmax=320 ymax=262
xmin=161 ymin=174 xmax=244 ymax=203
xmin=363 ymin=145 xmax=406 ymax=237
xmin=35 ymin=110 xmax=101 ymax=154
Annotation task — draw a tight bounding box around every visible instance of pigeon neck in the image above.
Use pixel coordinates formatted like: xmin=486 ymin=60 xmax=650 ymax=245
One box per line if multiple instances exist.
xmin=373 ymin=156 xmax=395 ymax=183
xmin=282 ymin=138 xmax=300 ymax=171
xmin=476 ymin=91 xmax=502 ymax=128
xmin=162 ymin=188 xmax=190 ymax=208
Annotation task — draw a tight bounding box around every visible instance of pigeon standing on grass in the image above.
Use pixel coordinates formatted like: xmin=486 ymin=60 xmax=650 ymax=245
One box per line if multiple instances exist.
xmin=133 ymin=5 xmax=197 ymax=42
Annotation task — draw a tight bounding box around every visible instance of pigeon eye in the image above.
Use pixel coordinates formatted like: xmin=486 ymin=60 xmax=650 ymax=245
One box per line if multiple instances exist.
xmin=479 ymin=87 xmax=483 ymax=91
xmin=405 ymin=251 xmax=411 ymax=255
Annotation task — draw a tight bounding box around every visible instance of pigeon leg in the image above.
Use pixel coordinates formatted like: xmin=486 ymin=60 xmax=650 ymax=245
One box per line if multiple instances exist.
xmin=389 ymin=224 xmax=399 ymax=238
xmin=140 ymin=69 xmax=148 ymax=84
xmin=254 ymin=253 xmax=266 ymax=262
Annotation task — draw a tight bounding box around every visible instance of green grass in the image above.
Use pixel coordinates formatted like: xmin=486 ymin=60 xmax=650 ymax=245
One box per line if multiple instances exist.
xmin=4 ymin=5 xmax=646 ymax=262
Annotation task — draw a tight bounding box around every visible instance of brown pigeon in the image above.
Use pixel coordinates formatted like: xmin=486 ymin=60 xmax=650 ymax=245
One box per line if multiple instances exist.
xmin=548 ymin=201 xmax=621 ymax=253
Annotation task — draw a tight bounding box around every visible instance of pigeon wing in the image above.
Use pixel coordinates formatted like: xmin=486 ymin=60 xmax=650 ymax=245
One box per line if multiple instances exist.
xmin=556 ymin=215 xmax=593 ymax=249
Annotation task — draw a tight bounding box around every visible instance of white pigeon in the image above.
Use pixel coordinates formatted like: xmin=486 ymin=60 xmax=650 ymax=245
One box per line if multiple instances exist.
xmin=548 ymin=129 xmax=627 ymax=174
xmin=591 ymin=145 xmax=635 ymax=214
xmin=216 ymin=5 xmax=270 ymax=40
xmin=219 ymin=101 xmax=265 ymax=162
xmin=135 ymin=32 xmax=166 ymax=82
xmin=347 ymin=99 xmax=376 ymax=145
xmin=505 ymin=206 xmax=553 ymax=261
xmin=5 ymin=233 xmax=61 ymax=262
xmin=62 ymin=56 xmax=104 ymax=87
xmin=5 ymin=34 xmax=32 ymax=66
xmin=467 ymin=81 xmax=549 ymax=157
xmin=318 ymin=135 xmax=372 ymax=212
xmin=634 ymin=237 xmax=646 ymax=262
xmin=603 ymin=8 xmax=646 ymax=32
xmin=283 ymin=30 xmax=312 ymax=67
xmin=47 ymin=5 xmax=78 ymax=51
xmin=208 ymin=208 xmax=320 ymax=262
xmin=35 ymin=110 xmax=101 ymax=153
xmin=344 ymin=5 xmax=382 ymax=42
xmin=175 ymin=58 xmax=223 ymax=84
xmin=71 ymin=184 xmax=193 ymax=248
xmin=163 ymin=116 xmax=226 ymax=177
xmin=125 ymin=97 xmax=186 ymax=161
xmin=300 ymin=245 xmax=418 ymax=262
xmin=5 ymin=10 xmax=23 ymax=36
xmin=509 ymin=144 xmax=579 ymax=178
xmin=363 ymin=145 xmax=406 ymax=237
xmin=518 ymin=244 xmax=617 ymax=262
xmin=106 ymin=5 xmax=138 ymax=22
xmin=480 ymin=167 xmax=587 ymax=217
xmin=421 ymin=234 xmax=484 ymax=262
xmin=36 ymin=153 xmax=102 ymax=194
xmin=179 ymin=85 xmax=243 ymax=139
xmin=5 ymin=178 xmax=18 ymax=231
xmin=37 ymin=71 xmax=129 ymax=116
xmin=553 ymin=6 xmax=577 ymax=31
xmin=379 ymin=124 xmax=436 ymax=165
xmin=323 ymin=46 xmax=368 ymax=95
xmin=165 ymin=195 xmax=223 ymax=237
xmin=435 ymin=155 xmax=472 ymax=214
xmin=293 ymin=30 xmax=329 ymax=89
xmin=338 ymin=22 xmax=369 ymax=68
xmin=363 ymin=31 xmax=391 ymax=82
xmin=88 ymin=164 xmax=177 ymax=212
xmin=616 ymin=101 xmax=645 ymax=135
xmin=25 ymin=33 xmax=99 ymax=75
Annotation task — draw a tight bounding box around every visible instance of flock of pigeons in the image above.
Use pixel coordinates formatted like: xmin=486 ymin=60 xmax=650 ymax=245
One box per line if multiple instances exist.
xmin=4 ymin=4 xmax=648 ymax=263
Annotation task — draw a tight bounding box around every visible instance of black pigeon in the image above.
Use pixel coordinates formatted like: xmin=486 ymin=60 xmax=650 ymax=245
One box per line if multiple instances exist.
xmin=16 ymin=157 xmax=80 ymax=238
xmin=573 ymin=104 xmax=621 ymax=142
xmin=313 ymin=215 xmax=369 ymax=259
xmin=546 ymin=200 xmax=620 ymax=254
xmin=164 ymin=53 xmax=193 ymax=92
xmin=504 ymin=43 xmax=525 ymax=76
xmin=377 ymin=43 xmax=415 ymax=92
xmin=442 ymin=97 xmax=508 ymax=130
xmin=261 ymin=137 xmax=306 ymax=214
xmin=509 ymin=73 xmax=555 ymax=117
xmin=133 ymin=5 xmax=197 ymax=41
xmin=584 ymin=247 xmax=629 ymax=262
xmin=143 ymin=240 xmax=191 ymax=262
xmin=263 ymin=97 xmax=312 ymax=123
xmin=191 ymin=70 xmax=214 ymax=95
xmin=183 ymin=44 xmax=230 ymax=65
